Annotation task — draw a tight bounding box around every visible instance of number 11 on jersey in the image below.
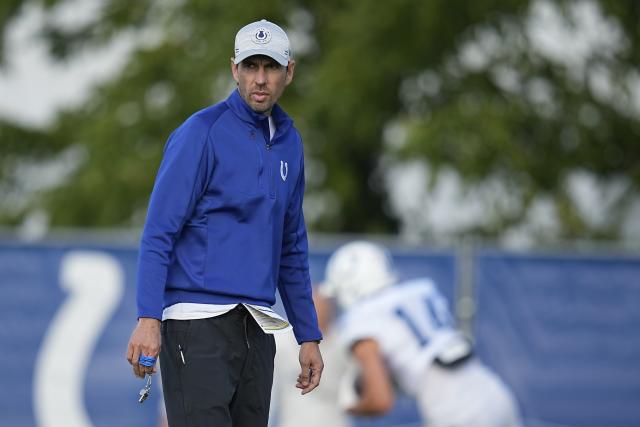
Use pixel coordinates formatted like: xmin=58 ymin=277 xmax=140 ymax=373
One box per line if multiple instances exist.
xmin=394 ymin=295 xmax=453 ymax=347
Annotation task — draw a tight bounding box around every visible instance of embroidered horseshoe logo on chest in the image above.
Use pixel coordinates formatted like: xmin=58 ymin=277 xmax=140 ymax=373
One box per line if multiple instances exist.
xmin=280 ymin=161 xmax=288 ymax=182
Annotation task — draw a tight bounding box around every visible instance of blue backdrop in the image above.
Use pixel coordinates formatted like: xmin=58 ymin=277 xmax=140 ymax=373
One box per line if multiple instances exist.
xmin=1 ymin=242 xmax=639 ymax=427
xmin=474 ymin=251 xmax=640 ymax=427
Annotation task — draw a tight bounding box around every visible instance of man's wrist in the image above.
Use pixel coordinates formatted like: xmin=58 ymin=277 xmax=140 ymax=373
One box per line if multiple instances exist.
xmin=138 ymin=317 xmax=161 ymax=326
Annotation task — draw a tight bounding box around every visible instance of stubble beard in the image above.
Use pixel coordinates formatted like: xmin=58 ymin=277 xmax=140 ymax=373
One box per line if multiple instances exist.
xmin=241 ymin=89 xmax=273 ymax=115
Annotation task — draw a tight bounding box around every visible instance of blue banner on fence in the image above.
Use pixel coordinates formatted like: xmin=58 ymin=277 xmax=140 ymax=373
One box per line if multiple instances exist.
xmin=0 ymin=242 xmax=456 ymax=427
xmin=0 ymin=243 xmax=159 ymax=427
xmin=474 ymin=251 xmax=640 ymax=427
xmin=3 ymin=242 xmax=639 ymax=427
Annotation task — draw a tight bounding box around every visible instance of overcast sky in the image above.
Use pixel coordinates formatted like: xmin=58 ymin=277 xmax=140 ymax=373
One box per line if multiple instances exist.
xmin=0 ymin=1 xmax=133 ymax=128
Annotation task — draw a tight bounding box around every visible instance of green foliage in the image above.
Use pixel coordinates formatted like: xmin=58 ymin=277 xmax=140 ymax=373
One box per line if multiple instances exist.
xmin=291 ymin=0 xmax=524 ymax=231
xmin=1 ymin=0 xmax=639 ymax=242
xmin=391 ymin=1 xmax=640 ymax=240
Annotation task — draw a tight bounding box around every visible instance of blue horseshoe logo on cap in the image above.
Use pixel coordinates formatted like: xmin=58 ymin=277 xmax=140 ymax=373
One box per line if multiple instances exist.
xmin=253 ymin=28 xmax=271 ymax=44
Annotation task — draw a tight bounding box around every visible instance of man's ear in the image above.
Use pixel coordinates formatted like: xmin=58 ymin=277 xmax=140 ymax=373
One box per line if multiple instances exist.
xmin=285 ymin=60 xmax=296 ymax=86
xmin=230 ymin=58 xmax=240 ymax=84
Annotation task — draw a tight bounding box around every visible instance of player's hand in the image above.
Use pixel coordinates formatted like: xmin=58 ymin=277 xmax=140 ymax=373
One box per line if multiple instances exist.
xmin=126 ymin=317 xmax=161 ymax=378
xmin=296 ymin=341 xmax=323 ymax=395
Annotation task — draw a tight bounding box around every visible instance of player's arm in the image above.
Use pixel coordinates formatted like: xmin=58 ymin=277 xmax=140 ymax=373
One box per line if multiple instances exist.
xmin=347 ymin=339 xmax=395 ymax=416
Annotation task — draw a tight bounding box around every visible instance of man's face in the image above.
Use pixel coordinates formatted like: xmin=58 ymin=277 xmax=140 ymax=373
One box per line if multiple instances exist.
xmin=231 ymin=55 xmax=295 ymax=115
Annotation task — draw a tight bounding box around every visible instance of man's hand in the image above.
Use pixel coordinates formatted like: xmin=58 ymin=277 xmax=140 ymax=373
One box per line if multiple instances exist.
xmin=296 ymin=341 xmax=323 ymax=395
xmin=126 ymin=317 xmax=161 ymax=378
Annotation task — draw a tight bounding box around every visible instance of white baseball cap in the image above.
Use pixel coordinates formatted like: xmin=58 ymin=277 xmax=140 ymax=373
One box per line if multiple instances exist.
xmin=234 ymin=19 xmax=291 ymax=66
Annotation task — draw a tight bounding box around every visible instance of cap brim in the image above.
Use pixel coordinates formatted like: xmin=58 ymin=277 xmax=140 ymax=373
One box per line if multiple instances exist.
xmin=234 ymin=49 xmax=289 ymax=66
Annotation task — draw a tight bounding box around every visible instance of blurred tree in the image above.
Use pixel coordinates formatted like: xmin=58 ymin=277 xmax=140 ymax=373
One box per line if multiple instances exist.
xmin=1 ymin=0 xmax=639 ymax=244
xmin=390 ymin=0 xmax=640 ymax=242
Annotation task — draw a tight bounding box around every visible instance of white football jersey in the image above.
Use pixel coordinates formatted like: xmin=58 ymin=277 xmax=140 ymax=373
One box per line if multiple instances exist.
xmin=338 ymin=278 xmax=462 ymax=396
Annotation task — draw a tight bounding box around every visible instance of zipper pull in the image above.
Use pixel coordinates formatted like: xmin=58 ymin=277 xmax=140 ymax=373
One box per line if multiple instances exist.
xmin=178 ymin=344 xmax=186 ymax=365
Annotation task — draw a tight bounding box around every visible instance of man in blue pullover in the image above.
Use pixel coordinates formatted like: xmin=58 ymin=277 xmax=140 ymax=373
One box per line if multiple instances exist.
xmin=125 ymin=19 xmax=324 ymax=427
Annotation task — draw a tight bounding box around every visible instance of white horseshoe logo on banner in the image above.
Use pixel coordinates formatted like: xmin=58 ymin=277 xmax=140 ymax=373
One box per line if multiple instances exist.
xmin=34 ymin=251 xmax=124 ymax=427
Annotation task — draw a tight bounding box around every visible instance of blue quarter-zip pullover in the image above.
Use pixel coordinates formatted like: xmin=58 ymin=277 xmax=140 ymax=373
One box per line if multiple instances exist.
xmin=136 ymin=90 xmax=321 ymax=344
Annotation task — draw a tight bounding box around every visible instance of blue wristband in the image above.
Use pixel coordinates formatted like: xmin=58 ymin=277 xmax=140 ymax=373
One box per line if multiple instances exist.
xmin=138 ymin=355 xmax=156 ymax=367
